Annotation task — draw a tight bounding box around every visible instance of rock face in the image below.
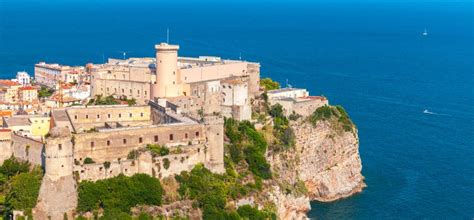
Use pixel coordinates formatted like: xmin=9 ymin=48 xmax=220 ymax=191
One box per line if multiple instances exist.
xmin=267 ymin=118 xmax=365 ymax=219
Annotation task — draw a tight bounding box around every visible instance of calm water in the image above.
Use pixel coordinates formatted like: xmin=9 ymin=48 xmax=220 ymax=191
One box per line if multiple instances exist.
xmin=1 ymin=0 xmax=473 ymax=218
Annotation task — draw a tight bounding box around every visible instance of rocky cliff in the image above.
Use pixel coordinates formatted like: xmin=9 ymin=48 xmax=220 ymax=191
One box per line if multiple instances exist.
xmin=266 ymin=111 xmax=365 ymax=218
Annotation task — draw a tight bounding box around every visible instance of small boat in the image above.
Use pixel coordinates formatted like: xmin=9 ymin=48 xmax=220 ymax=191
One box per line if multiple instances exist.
xmin=422 ymin=28 xmax=428 ymax=36
xmin=423 ymin=109 xmax=429 ymax=114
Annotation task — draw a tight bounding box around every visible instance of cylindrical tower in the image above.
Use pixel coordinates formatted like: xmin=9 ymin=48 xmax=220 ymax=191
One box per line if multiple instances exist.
xmin=152 ymin=43 xmax=180 ymax=98
xmin=44 ymin=127 xmax=74 ymax=181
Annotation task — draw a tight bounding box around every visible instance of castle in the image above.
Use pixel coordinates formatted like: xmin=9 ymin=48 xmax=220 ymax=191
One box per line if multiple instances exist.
xmin=0 ymin=43 xmax=329 ymax=219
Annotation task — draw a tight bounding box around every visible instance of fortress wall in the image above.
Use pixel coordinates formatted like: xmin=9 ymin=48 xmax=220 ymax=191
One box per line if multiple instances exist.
xmin=91 ymin=78 xmax=151 ymax=103
xmin=68 ymin=105 xmax=151 ymax=131
xmin=74 ymin=145 xmax=206 ymax=181
xmin=73 ymin=124 xmax=205 ymax=164
xmin=180 ymin=62 xmax=248 ymax=84
xmin=11 ymin=134 xmax=43 ymax=166
xmin=291 ymin=99 xmax=329 ymax=117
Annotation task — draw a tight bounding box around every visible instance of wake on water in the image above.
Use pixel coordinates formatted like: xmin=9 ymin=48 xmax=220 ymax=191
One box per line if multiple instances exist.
xmin=423 ymin=109 xmax=450 ymax=116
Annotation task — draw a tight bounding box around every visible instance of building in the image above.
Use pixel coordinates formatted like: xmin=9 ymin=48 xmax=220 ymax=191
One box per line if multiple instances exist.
xmin=90 ymin=43 xmax=260 ymax=121
xmin=35 ymin=62 xmax=85 ymax=88
xmin=3 ymin=114 xmax=51 ymax=139
xmin=14 ymin=71 xmax=31 ymax=86
xmin=221 ymin=77 xmax=252 ymax=121
xmin=0 ymin=80 xmax=21 ymax=103
xmin=267 ymin=87 xmax=329 ymax=117
xmin=18 ymin=86 xmax=38 ymax=102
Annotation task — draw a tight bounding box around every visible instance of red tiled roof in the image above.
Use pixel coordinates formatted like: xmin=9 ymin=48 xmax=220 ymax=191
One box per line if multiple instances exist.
xmin=0 ymin=80 xmax=20 ymax=86
xmin=19 ymin=86 xmax=37 ymax=91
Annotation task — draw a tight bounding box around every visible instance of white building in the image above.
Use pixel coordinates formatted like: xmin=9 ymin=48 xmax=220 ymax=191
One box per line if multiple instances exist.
xmin=14 ymin=71 xmax=31 ymax=86
xmin=221 ymin=78 xmax=251 ymax=121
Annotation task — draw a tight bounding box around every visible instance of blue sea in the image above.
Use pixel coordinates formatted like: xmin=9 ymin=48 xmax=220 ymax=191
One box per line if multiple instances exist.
xmin=0 ymin=0 xmax=473 ymax=218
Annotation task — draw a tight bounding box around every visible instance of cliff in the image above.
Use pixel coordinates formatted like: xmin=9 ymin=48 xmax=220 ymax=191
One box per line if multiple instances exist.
xmin=265 ymin=107 xmax=365 ymax=218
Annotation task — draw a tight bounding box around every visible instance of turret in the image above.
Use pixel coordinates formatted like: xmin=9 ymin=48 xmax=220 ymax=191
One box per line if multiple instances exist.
xmin=203 ymin=116 xmax=225 ymax=173
xmin=152 ymin=43 xmax=181 ymax=98
xmin=44 ymin=127 xmax=74 ymax=181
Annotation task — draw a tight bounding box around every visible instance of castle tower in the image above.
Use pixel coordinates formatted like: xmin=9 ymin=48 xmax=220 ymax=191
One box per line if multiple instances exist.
xmin=204 ymin=116 xmax=225 ymax=173
xmin=152 ymin=43 xmax=181 ymax=98
xmin=34 ymin=127 xmax=77 ymax=220
xmin=44 ymin=127 xmax=74 ymax=180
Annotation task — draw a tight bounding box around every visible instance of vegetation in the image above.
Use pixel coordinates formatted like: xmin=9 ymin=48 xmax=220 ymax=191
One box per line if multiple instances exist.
xmin=88 ymin=95 xmax=119 ymax=105
xmin=4 ymin=167 xmax=42 ymax=216
xmin=175 ymin=164 xmax=272 ymax=220
xmin=38 ymin=86 xmax=54 ymax=98
xmin=127 ymin=150 xmax=140 ymax=160
xmin=269 ymin=104 xmax=296 ymax=151
xmin=237 ymin=205 xmax=274 ymax=220
xmin=260 ymin=78 xmax=280 ymax=91
xmin=309 ymin=105 xmax=354 ymax=132
xmin=83 ymin=157 xmax=95 ymax=164
xmin=0 ymin=157 xmax=30 ymax=178
xmin=162 ymin=158 xmax=170 ymax=170
xmin=225 ymin=118 xmax=272 ymax=179
xmin=77 ymin=174 xmax=163 ymax=214
xmin=146 ymin=144 xmax=170 ymax=157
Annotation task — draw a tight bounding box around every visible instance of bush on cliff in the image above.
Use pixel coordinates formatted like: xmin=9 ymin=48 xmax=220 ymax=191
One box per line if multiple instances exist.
xmin=175 ymin=164 xmax=271 ymax=220
xmin=269 ymin=104 xmax=295 ymax=150
xmin=224 ymin=118 xmax=272 ymax=179
xmin=77 ymin=174 xmax=163 ymax=214
xmin=309 ymin=105 xmax=354 ymax=132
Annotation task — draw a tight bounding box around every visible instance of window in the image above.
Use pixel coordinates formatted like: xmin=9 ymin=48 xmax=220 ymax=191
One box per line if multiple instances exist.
xmin=140 ymin=112 xmax=144 ymax=117
xmin=74 ymin=115 xmax=77 ymax=119
xmin=119 ymin=113 xmax=121 ymax=118
xmin=129 ymin=113 xmax=132 ymax=117
xmin=58 ymin=144 xmax=62 ymax=150
xmin=122 ymin=89 xmax=124 ymax=93
xmin=169 ymin=134 xmax=174 ymax=141
xmin=123 ymin=139 xmax=127 ymax=144
xmin=107 ymin=140 xmax=110 ymax=146
xmin=129 ymin=89 xmax=132 ymax=94
xmin=145 ymin=91 xmax=147 ymax=95
xmin=137 ymin=90 xmax=140 ymax=94
xmin=195 ymin=131 xmax=200 ymax=137
xmin=97 ymin=114 xmax=100 ymax=119
xmin=91 ymin=142 xmax=94 ymax=147
xmin=108 ymin=114 xmax=111 ymax=118
xmin=154 ymin=135 xmax=158 ymax=142
xmin=139 ymin=137 xmax=143 ymax=143
xmin=86 ymin=114 xmax=89 ymax=119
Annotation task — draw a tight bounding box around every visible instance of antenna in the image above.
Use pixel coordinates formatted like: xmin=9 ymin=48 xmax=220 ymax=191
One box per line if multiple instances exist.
xmin=123 ymin=52 xmax=126 ymax=60
xmin=166 ymin=28 xmax=169 ymax=43
xmin=239 ymin=52 xmax=242 ymax=60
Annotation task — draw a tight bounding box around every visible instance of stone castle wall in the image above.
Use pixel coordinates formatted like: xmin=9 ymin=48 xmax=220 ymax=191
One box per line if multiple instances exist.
xmin=74 ymin=145 xmax=206 ymax=181
xmin=11 ymin=133 xmax=43 ymax=166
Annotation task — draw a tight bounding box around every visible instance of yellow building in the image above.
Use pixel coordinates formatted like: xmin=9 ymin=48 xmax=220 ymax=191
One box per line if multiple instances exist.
xmin=3 ymin=115 xmax=51 ymax=139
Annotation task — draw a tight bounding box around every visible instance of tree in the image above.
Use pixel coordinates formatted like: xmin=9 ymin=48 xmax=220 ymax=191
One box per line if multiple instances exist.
xmin=260 ymin=78 xmax=280 ymax=91
xmin=0 ymin=157 xmax=30 ymax=178
xmin=5 ymin=168 xmax=42 ymax=212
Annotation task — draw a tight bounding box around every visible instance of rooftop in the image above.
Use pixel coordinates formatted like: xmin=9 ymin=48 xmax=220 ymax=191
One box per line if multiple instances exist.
xmin=267 ymin=87 xmax=307 ymax=94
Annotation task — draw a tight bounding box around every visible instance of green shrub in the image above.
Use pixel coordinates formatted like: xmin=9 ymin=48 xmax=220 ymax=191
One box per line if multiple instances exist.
xmin=309 ymin=105 xmax=354 ymax=132
xmin=103 ymin=161 xmax=111 ymax=169
xmin=83 ymin=157 xmax=95 ymax=164
xmin=146 ymin=144 xmax=170 ymax=157
xmin=163 ymin=158 xmax=170 ymax=170
xmin=5 ymin=167 xmax=42 ymax=212
xmin=237 ymin=205 xmax=268 ymax=220
xmin=127 ymin=150 xmax=140 ymax=160
xmin=77 ymin=174 xmax=163 ymax=214
xmin=260 ymin=78 xmax=280 ymax=91
xmin=0 ymin=157 xmax=30 ymax=178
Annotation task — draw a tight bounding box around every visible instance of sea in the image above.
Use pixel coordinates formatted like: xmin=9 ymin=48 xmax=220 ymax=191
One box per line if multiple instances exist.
xmin=0 ymin=0 xmax=473 ymax=219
